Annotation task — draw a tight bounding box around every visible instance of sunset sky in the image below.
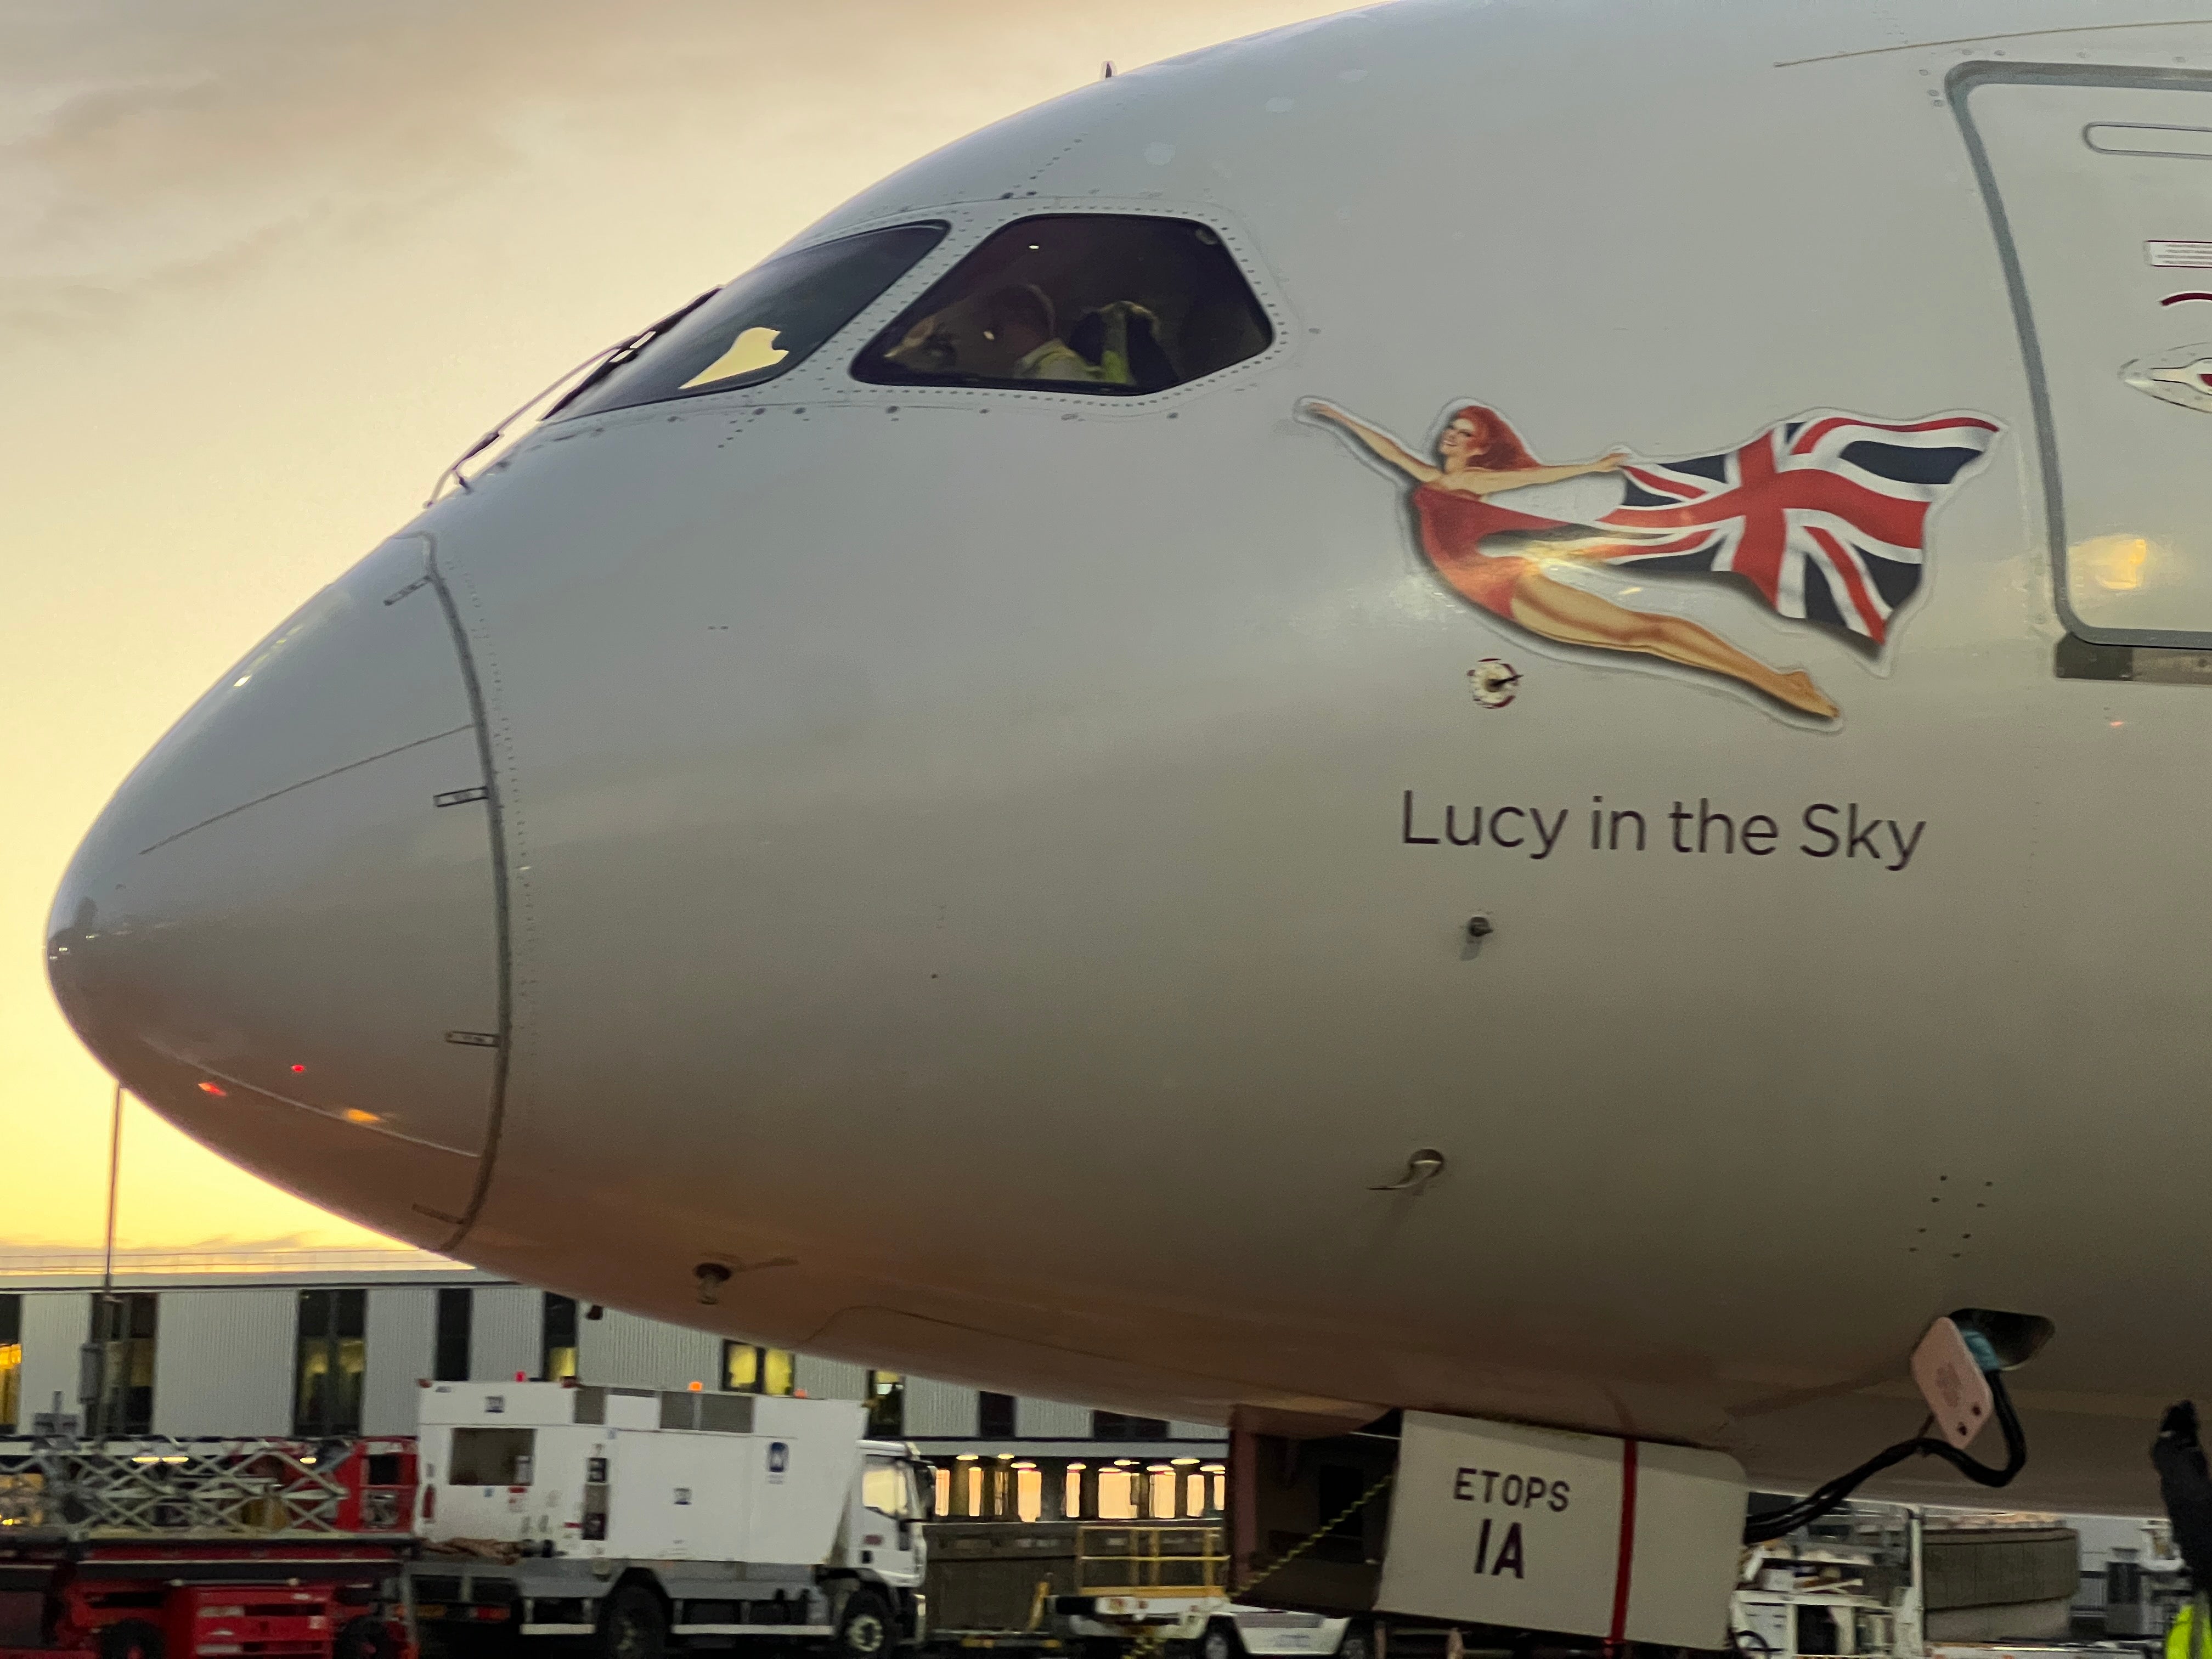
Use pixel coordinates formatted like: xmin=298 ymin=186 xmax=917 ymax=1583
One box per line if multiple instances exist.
xmin=3 ymin=0 xmax=1351 ymax=1251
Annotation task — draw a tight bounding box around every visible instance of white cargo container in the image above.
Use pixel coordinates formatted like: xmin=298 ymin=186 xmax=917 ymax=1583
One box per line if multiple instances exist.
xmin=409 ymin=1381 xmax=929 ymax=1659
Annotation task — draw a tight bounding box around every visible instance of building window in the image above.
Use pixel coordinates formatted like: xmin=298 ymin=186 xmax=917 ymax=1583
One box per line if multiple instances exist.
xmin=866 ymin=1370 xmax=904 ymax=1437
xmin=1092 ymin=1410 xmax=1167 ymax=1441
xmin=978 ymin=1390 xmax=1017 ymax=1438
xmin=542 ymin=1294 xmax=579 ymax=1381
xmin=933 ymin=1465 xmax=952 ymax=1516
xmin=852 ymin=215 xmax=1274 ymax=397
xmin=435 ymin=1288 xmax=472 ymax=1382
xmin=721 ymin=1342 xmax=794 ymax=1395
xmin=90 ymin=1293 xmax=157 ymax=1437
xmin=1064 ymin=1464 xmax=1085 ymax=1518
xmin=295 ymin=1289 xmax=367 ymax=1437
xmin=0 ymin=1295 xmax=19 ymax=1434
xmin=1095 ymin=1465 xmax=1137 ymax=1520
xmin=1149 ymin=1465 xmax=1177 ymax=1517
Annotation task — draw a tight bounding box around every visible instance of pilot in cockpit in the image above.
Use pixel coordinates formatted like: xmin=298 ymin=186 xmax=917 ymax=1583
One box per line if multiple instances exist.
xmin=978 ymin=285 xmax=1096 ymax=383
xmin=879 ymin=281 xmax=1153 ymax=387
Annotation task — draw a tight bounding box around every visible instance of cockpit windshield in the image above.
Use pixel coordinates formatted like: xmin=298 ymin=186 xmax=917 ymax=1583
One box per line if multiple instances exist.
xmin=555 ymin=222 xmax=949 ymax=421
xmin=850 ymin=215 xmax=1272 ymax=396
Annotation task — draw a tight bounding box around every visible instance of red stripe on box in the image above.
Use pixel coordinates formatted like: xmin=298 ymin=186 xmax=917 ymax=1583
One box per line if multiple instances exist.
xmin=1609 ymin=1438 xmax=1640 ymax=1646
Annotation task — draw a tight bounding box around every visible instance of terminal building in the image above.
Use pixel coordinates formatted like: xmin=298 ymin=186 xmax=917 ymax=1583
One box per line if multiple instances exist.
xmin=0 ymin=1247 xmax=1224 ymax=1526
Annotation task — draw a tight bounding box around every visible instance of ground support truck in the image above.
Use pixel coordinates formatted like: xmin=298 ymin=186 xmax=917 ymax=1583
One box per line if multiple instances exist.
xmin=407 ymin=1382 xmax=928 ymax=1659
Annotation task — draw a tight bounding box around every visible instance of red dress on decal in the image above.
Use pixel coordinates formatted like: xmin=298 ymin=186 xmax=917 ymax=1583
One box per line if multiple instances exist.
xmin=1411 ymin=479 xmax=1568 ymax=619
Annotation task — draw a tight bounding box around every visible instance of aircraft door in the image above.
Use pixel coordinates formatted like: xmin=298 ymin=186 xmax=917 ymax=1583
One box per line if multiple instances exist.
xmin=1961 ymin=69 xmax=2212 ymax=644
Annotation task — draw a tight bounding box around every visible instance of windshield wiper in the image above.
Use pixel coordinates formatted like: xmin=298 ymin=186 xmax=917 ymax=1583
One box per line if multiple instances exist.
xmin=541 ymin=284 xmax=723 ymax=422
xmin=424 ymin=284 xmax=724 ymax=506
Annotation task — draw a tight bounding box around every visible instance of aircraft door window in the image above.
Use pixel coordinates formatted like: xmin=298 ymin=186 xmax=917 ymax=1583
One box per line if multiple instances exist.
xmin=850 ymin=215 xmax=1272 ymax=395
xmin=1961 ymin=69 xmax=2212 ymax=643
xmin=555 ymin=222 xmax=949 ymax=420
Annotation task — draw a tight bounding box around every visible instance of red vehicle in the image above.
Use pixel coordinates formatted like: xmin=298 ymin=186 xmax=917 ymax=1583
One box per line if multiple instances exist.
xmin=0 ymin=1438 xmax=417 ymax=1659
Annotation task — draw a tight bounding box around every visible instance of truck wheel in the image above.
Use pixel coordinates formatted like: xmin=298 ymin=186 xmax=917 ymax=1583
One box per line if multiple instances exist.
xmin=1200 ymin=1622 xmax=1243 ymax=1659
xmin=1336 ymin=1626 xmax=1374 ymax=1659
xmin=99 ymin=1623 xmax=163 ymax=1659
xmin=601 ymin=1585 xmax=668 ymax=1659
xmin=836 ymin=1590 xmax=895 ymax=1659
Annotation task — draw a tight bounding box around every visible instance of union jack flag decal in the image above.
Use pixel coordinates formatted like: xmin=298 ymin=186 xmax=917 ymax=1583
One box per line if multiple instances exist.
xmin=1597 ymin=411 xmax=2001 ymax=648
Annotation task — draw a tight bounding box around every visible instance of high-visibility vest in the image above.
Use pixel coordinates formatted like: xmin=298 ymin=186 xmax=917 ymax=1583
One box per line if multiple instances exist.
xmin=2169 ymin=1597 xmax=2211 ymax=1659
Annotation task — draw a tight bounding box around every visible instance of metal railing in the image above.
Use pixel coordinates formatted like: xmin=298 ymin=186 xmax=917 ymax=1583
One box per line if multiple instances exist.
xmin=0 ymin=1438 xmax=352 ymax=1535
xmin=1075 ymin=1524 xmax=1228 ymax=1595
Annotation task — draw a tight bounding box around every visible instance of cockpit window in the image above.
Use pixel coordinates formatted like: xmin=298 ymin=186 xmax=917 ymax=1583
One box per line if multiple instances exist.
xmin=555 ymin=222 xmax=949 ymax=421
xmin=849 ymin=215 xmax=1272 ymax=396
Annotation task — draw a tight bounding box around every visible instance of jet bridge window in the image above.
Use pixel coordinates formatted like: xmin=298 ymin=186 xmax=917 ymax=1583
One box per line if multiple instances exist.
xmin=555 ymin=222 xmax=949 ymax=420
xmin=850 ymin=215 xmax=1273 ymax=396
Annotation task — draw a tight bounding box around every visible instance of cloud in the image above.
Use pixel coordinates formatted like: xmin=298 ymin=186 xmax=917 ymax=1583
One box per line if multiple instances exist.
xmin=0 ymin=0 xmax=614 ymax=331
xmin=0 ymin=0 xmax=1351 ymax=335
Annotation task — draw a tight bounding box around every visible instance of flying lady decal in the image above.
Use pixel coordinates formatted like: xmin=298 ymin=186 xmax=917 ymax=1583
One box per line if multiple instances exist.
xmin=1302 ymin=398 xmax=2000 ymax=721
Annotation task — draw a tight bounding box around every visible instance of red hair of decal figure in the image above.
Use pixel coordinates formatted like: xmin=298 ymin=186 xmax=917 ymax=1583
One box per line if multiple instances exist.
xmin=1445 ymin=404 xmax=1539 ymax=472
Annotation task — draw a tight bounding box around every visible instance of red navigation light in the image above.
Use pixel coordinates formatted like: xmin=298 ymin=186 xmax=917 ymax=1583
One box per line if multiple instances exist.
xmin=291 ymin=1064 xmax=307 ymax=1073
xmin=197 ymin=1080 xmax=227 ymax=1096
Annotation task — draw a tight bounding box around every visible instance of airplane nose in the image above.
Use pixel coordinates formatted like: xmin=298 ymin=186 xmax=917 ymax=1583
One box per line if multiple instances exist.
xmin=47 ymin=535 xmax=506 ymax=1249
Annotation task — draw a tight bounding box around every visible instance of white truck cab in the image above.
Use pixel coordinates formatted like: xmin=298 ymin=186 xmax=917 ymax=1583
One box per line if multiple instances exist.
xmin=411 ymin=1381 xmax=929 ymax=1659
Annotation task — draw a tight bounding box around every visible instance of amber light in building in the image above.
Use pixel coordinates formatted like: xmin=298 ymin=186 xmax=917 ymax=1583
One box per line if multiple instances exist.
xmin=1096 ymin=1466 xmax=1136 ymax=1520
xmin=1148 ymin=1465 xmax=1177 ymax=1517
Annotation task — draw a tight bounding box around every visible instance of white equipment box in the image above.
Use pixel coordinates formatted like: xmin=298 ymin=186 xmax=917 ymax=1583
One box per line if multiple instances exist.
xmin=1376 ymin=1410 xmax=1746 ymax=1649
xmin=417 ymin=1380 xmax=866 ymax=1563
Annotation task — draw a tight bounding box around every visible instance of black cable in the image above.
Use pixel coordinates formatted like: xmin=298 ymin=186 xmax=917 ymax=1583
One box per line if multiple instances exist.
xmin=1742 ymin=1365 xmax=2027 ymax=1544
